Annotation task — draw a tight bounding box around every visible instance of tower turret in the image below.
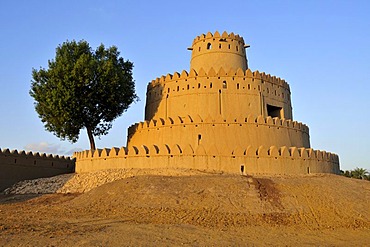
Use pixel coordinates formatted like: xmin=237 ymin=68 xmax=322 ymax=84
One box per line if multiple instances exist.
xmin=188 ymin=31 xmax=249 ymax=72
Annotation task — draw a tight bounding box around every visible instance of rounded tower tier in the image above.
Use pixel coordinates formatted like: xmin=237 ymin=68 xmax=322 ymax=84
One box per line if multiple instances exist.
xmin=189 ymin=31 xmax=249 ymax=72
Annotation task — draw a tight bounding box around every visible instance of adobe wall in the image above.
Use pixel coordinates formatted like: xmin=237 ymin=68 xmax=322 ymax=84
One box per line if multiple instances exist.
xmin=0 ymin=149 xmax=75 ymax=191
xmin=127 ymin=114 xmax=310 ymax=152
xmin=145 ymin=69 xmax=292 ymax=121
xmin=74 ymin=145 xmax=339 ymax=175
xmin=189 ymin=31 xmax=248 ymax=72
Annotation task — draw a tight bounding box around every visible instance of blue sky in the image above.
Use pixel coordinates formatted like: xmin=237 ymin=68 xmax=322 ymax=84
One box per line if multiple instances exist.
xmin=0 ymin=0 xmax=369 ymax=171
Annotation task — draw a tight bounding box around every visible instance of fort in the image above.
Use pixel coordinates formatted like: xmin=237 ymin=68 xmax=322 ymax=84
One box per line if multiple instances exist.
xmin=75 ymin=31 xmax=340 ymax=175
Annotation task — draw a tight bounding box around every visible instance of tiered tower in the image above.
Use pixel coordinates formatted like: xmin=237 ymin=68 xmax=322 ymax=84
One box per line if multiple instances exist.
xmin=130 ymin=31 xmax=305 ymax=152
xmin=75 ymin=31 xmax=339 ymax=175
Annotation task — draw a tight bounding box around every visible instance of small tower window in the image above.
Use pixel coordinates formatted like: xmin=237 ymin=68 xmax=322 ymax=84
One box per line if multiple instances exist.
xmin=267 ymin=104 xmax=282 ymax=118
xmin=198 ymin=134 xmax=202 ymax=145
xmin=228 ymin=44 xmax=230 ymax=49
xmin=207 ymin=43 xmax=212 ymax=50
xmin=237 ymin=83 xmax=239 ymax=89
xmin=223 ymin=81 xmax=227 ymax=89
xmin=210 ymin=82 xmax=213 ymax=88
xmin=219 ymin=44 xmax=221 ymax=49
xmin=236 ymin=46 xmax=239 ymax=51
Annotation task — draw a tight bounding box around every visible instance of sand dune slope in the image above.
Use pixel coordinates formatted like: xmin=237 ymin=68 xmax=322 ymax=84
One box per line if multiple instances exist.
xmin=0 ymin=173 xmax=369 ymax=246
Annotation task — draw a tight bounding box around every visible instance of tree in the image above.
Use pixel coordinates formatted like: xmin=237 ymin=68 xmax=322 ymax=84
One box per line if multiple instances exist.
xmin=30 ymin=40 xmax=138 ymax=150
xmin=351 ymin=167 xmax=369 ymax=180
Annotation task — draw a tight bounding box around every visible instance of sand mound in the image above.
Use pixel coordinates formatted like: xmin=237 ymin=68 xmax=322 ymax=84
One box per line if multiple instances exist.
xmin=3 ymin=168 xmax=218 ymax=194
xmin=0 ymin=172 xmax=369 ymax=246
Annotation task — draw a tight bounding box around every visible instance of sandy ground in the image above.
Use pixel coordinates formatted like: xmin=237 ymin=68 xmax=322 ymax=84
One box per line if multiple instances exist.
xmin=0 ymin=171 xmax=369 ymax=246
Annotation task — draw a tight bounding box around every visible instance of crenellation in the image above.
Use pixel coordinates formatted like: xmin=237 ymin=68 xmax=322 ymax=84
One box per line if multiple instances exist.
xmin=159 ymin=144 xmax=171 ymax=155
xmin=150 ymin=145 xmax=160 ymax=155
xmin=280 ymin=146 xmax=290 ymax=157
xmin=268 ymin=146 xmax=279 ymax=157
xmin=101 ymin=148 xmax=110 ymax=158
xmin=118 ymin=147 xmax=127 ymax=157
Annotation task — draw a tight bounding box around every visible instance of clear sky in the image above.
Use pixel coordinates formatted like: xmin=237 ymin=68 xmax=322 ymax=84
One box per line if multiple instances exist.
xmin=0 ymin=0 xmax=369 ymax=171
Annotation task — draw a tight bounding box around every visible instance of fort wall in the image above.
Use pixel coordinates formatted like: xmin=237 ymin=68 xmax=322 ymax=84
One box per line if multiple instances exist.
xmin=127 ymin=114 xmax=310 ymax=151
xmin=0 ymin=148 xmax=75 ymax=191
xmin=75 ymin=145 xmax=339 ymax=175
xmin=145 ymin=68 xmax=292 ymax=121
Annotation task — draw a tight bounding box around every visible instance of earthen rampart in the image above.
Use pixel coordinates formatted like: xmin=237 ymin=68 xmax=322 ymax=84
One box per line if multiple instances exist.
xmin=0 ymin=148 xmax=75 ymax=191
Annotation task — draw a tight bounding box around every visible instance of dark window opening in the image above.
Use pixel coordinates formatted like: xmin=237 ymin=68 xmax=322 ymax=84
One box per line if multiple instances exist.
xmin=207 ymin=43 xmax=212 ymax=50
xmin=267 ymin=104 xmax=282 ymax=118
xmin=223 ymin=81 xmax=227 ymax=89
xmin=219 ymin=44 xmax=221 ymax=49
xmin=307 ymin=167 xmax=310 ymax=174
xmin=210 ymin=82 xmax=213 ymax=88
xmin=240 ymin=165 xmax=244 ymax=174
xmin=198 ymin=134 xmax=202 ymax=145
xmin=237 ymin=83 xmax=239 ymax=89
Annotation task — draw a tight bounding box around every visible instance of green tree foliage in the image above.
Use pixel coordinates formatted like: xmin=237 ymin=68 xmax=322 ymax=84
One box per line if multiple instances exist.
xmin=340 ymin=167 xmax=369 ymax=180
xmin=351 ymin=167 xmax=369 ymax=180
xmin=30 ymin=40 xmax=138 ymax=150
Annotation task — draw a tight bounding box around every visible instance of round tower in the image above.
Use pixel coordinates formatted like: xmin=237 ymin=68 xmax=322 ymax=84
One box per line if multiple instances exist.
xmin=188 ymin=31 xmax=249 ymax=72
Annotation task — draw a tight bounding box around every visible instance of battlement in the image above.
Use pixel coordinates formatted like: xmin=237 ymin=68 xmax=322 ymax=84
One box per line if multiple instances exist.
xmin=74 ymin=144 xmax=339 ymax=175
xmin=145 ymin=67 xmax=292 ymax=121
xmin=147 ymin=68 xmax=289 ymax=90
xmin=190 ymin=31 xmax=245 ymax=46
xmin=75 ymin=144 xmax=337 ymax=162
xmin=129 ymin=114 xmax=308 ymax=135
xmin=0 ymin=148 xmax=75 ymax=191
xmin=189 ymin=31 xmax=249 ymax=72
xmin=0 ymin=148 xmax=73 ymax=161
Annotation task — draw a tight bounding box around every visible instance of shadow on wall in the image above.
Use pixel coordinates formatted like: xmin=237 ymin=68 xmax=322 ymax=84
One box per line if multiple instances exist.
xmin=127 ymin=83 xmax=164 ymax=144
xmin=0 ymin=149 xmax=75 ymax=192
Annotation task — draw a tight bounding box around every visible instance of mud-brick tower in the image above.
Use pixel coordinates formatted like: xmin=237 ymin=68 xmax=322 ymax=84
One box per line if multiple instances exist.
xmin=75 ymin=31 xmax=339 ymax=175
xmin=129 ymin=31 xmax=308 ymax=152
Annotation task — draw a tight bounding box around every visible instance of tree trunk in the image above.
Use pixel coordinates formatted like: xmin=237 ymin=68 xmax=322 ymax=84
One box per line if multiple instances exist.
xmin=87 ymin=127 xmax=96 ymax=150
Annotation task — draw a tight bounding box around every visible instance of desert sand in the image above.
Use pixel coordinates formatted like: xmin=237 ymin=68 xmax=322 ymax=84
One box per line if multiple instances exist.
xmin=0 ymin=170 xmax=369 ymax=246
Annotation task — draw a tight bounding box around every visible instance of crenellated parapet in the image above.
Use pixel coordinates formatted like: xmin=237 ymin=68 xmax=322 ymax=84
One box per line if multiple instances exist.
xmin=0 ymin=148 xmax=75 ymax=191
xmin=147 ymin=68 xmax=290 ymax=91
xmin=127 ymin=114 xmax=310 ymax=151
xmin=145 ymin=68 xmax=292 ymax=121
xmin=0 ymin=148 xmax=74 ymax=168
xmin=74 ymin=144 xmax=339 ymax=175
xmin=188 ymin=31 xmax=249 ymax=72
